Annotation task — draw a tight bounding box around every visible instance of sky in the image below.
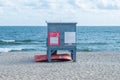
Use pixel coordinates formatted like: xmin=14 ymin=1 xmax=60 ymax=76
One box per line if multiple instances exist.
xmin=0 ymin=0 xmax=120 ymax=26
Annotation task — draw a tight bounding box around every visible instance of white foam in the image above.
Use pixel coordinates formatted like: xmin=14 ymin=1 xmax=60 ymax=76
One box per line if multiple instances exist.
xmin=1 ymin=39 xmax=15 ymax=42
xmin=0 ymin=48 xmax=11 ymax=52
xmin=0 ymin=48 xmax=23 ymax=52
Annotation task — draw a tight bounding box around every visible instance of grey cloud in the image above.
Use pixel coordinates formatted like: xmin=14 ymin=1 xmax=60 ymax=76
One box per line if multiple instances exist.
xmin=68 ymin=0 xmax=80 ymax=9
xmin=24 ymin=2 xmax=37 ymax=8
xmin=97 ymin=4 xmax=118 ymax=10
xmin=95 ymin=1 xmax=119 ymax=10
xmin=0 ymin=1 xmax=4 ymax=7
xmin=68 ymin=0 xmax=120 ymax=10
xmin=68 ymin=0 xmax=76 ymax=6
xmin=0 ymin=4 xmax=2 ymax=7
xmin=24 ymin=0 xmax=50 ymax=9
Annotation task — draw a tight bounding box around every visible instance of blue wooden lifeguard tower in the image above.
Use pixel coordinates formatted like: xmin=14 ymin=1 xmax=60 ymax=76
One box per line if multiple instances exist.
xmin=47 ymin=22 xmax=77 ymax=62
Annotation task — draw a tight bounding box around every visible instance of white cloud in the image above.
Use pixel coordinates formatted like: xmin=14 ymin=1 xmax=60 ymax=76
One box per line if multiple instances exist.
xmin=0 ymin=7 xmax=4 ymax=14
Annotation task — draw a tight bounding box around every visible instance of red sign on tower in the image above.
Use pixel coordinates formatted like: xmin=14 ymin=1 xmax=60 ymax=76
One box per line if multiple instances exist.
xmin=48 ymin=32 xmax=60 ymax=46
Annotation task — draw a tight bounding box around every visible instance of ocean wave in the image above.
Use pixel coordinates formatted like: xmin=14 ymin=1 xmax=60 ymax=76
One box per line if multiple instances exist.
xmin=0 ymin=48 xmax=23 ymax=52
xmin=116 ymin=41 xmax=120 ymax=43
xmin=0 ymin=39 xmax=45 ymax=45
xmin=0 ymin=47 xmax=37 ymax=52
xmin=77 ymin=42 xmax=108 ymax=45
xmin=16 ymin=40 xmax=32 ymax=42
xmin=0 ymin=39 xmax=15 ymax=42
xmin=20 ymin=48 xmax=36 ymax=51
xmin=77 ymin=48 xmax=93 ymax=52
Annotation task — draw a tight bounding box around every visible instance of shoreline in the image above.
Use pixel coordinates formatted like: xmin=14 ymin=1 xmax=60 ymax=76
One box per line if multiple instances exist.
xmin=1 ymin=50 xmax=120 ymax=53
xmin=0 ymin=52 xmax=120 ymax=80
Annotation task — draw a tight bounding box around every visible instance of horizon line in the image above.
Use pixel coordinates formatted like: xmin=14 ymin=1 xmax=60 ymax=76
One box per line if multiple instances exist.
xmin=0 ymin=25 xmax=120 ymax=27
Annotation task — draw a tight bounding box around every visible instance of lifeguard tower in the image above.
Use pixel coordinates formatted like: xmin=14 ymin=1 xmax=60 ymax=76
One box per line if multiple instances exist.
xmin=47 ymin=22 xmax=76 ymax=62
xmin=35 ymin=22 xmax=77 ymax=62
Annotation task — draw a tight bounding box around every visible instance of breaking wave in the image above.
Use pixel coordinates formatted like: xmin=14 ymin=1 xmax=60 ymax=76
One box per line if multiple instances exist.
xmin=0 ymin=39 xmax=45 ymax=45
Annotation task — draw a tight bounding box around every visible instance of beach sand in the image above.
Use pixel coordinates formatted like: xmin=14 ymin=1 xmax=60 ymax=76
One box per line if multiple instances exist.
xmin=0 ymin=52 xmax=120 ymax=80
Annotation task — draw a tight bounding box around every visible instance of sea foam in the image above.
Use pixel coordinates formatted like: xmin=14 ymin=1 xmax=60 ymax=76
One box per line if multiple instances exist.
xmin=0 ymin=48 xmax=23 ymax=52
xmin=0 ymin=39 xmax=15 ymax=42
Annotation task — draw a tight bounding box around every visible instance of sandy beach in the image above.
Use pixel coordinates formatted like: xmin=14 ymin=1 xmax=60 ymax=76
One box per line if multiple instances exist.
xmin=0 ymin=52 xmax=120 ymax=80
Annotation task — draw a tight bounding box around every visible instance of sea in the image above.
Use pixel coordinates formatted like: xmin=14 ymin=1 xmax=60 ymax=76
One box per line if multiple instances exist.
xmin=0 ymin=26 xmax=120 ymax=52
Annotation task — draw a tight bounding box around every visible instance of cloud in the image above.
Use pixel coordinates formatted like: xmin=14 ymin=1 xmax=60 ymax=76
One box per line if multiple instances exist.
xmin=68 ymin=0 xmax=120 ymax=10
xmin=0 ymin=0 xmax=120 ymax=26
xmin=0 ymin=7 xmax=4 ymax=14
xmin=95 ymin=0 xmax=118 ymax=10
xmin=1 ymin=0 xmax=120 ymax=15
xmin=0 ymin=0 xmax=15 ymax=7
xmin=23 ymin=0 xmax=49 ymax=9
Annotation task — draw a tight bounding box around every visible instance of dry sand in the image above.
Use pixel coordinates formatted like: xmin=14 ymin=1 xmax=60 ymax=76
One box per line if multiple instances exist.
xmin=0 ymin=52 xmax=120 ymax=80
